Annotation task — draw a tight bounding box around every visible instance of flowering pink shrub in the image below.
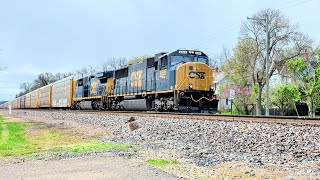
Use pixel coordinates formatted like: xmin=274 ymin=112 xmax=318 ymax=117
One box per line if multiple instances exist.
xmin=222 ymin=84 xmax=252 ymax=99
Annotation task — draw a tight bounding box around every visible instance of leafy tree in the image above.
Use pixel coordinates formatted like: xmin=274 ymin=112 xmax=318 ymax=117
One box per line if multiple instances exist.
xmin=222 ymin=38 xmax=255 ymax=88
xmin=31 ymin=72 xmax=56 ymax=90
xmin=287 ymin=49 xmax=320 ymax=117
xmin=270 ymin=84 xmax=300 ymax=116
xmin=17 ymin=72 xmax=73 ymax=97
xmin=126 ymin=55 xmax=152 ymax=66
xmin=230 ymin=9 xmax=311 ymax=115
xmin=221 ymin=38 xmax=259 ymax=114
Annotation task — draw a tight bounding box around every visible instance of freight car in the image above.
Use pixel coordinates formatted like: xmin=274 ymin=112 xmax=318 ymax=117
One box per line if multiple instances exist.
xmin=2 ymin=50 xmax=219 ymax=113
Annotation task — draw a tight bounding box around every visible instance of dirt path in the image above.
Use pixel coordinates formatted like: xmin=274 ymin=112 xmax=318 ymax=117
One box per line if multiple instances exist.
xmin=0 ymin=154 xmax=177 ymax=180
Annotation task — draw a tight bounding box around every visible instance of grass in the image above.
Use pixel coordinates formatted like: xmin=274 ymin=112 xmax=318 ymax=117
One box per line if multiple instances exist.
xmin=0 ymin=115 xmax=135 ymax=157
xmin=146 ymin=159 xmax=179 ymax=168
xmin=49 ymin=142 xmax=132 ymax=153
xmin=0 ymin=117 xmax=34 ymax=156
xmin=0 ymin=117 xmax=3 ymax=140
xmin=26 ymin=128 xmax=82 ymax=149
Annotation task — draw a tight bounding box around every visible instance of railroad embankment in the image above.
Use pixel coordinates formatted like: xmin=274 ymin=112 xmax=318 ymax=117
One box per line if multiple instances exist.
xmin=1 ymin=109 xmax=320 ymax=179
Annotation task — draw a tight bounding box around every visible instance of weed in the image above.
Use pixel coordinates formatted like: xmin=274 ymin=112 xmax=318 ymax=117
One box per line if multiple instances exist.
xmin=146 ymin=159 xmax=179 ymax=168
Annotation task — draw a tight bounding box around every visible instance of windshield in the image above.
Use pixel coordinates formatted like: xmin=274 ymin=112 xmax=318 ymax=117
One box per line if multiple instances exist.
xmin=195 ymin=56 xmax=208 ymax=64
xmin=171 ymin=55 xmax=191 ymax=66
xmin=170 ymin=55 xmax=208 ymax=66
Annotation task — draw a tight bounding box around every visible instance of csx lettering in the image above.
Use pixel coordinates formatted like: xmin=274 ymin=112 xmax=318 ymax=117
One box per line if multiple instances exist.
xmin=90 ymin=82 xmax=97 ymax=94
xmin=188 ymin=71 xmax=205 ymax=79
xmin=130 ymin=70 xmax=143 ymax=87
xmin=160 ymin=69 xmax=166 ymax=79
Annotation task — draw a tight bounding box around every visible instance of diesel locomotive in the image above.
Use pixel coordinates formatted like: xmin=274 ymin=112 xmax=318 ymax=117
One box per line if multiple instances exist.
xmin=2 ymin=50 xmax=219 ymax=113
xmin=73 ymin=50 xmax=218 ymax=112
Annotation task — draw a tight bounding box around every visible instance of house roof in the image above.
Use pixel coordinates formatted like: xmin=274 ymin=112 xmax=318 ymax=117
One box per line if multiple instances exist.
xmin=213 ymin=71 xmax=225 ymax=83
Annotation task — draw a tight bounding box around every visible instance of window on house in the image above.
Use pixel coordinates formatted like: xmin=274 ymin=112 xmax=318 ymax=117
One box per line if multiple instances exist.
xmin=226 ymin=98 xmax=229 ymax=105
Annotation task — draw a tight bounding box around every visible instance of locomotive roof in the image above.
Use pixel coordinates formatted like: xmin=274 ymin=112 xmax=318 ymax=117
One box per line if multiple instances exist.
xmin=158 ymin=50 xmax=207 ymax=59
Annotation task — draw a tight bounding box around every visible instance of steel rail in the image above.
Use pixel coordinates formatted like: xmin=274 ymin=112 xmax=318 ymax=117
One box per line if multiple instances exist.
xmin=15 ymin=109 xmax=320 ymax=126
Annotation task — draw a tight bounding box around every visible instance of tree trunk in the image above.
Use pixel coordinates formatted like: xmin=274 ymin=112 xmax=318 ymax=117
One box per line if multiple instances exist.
xmin=256 ymin=86 xmax=262 ymax=115
xmin=244 ymin=105 xmax=250 ymax=115
xmin=293 ymin=103 xmax=299 ymax=117
xmin=309 ymin=95 xmax=315 ymax=117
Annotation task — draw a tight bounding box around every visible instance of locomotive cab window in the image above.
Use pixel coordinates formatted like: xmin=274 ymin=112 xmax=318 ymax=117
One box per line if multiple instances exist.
xmin=154 ymin=61 xmax=158 ymax=70
xmin=171 ymin=55 xmax=191 ymax=66
xmin=77 ymin=79 xmax=83 ymax=86
xmin=195 ymin=56 xmax=208 ymax=64
xmin=160 ymin=56 xmax=168 ymax=69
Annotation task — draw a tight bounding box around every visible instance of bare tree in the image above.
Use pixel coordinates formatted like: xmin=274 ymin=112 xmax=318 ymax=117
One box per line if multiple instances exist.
xmin=18 ymin=82 xmax=33 ymax=96
xmin=75 ymin=67 xmax=89 ymax=78
xmin=88 ymin=65 xmax=97 ymax=75
xmin=239 ymin=9 xmax=312 ymax=115
xmin=54 ymin=72 xmax=73 ymax=81
xmin=20 ymin=82 xmax=32 ymax=93
xmin=101 ymin=62 xmax=109 ymax=72
xmin=0 ymin=66 xmax=7 ymax=71
xmin=74 ymin=65 xmax=99 ymax=78
xmin=107 ymin=57 xmax=118 ymax=70
xmin=102 ymin=57 xmax=128 ymax=71
xmin=209 ymin=47 xmax=231 ymax=69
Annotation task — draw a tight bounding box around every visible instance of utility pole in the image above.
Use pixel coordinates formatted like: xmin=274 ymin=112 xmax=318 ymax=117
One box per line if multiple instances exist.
xmin=265 ymin=15 xmax=270 ymax=116
xmin=304 ymin=49 xmax=314 ymax=117
xmin=247 ymin=14 xmax=270 ymax=116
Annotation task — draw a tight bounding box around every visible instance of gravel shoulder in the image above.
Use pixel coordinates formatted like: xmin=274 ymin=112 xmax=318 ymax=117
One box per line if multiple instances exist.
xmin=0 ymin=153 xmax=176 ymax=180
xmin=1 ymin=109 xmax=320 ymax=179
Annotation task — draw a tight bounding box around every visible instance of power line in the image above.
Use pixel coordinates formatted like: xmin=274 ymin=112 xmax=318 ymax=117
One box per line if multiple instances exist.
xmin=278 ymin=0 xmax=313 ymax=10
xmin=191 ymin=0 xmax=314 ymax=56
xmin=192 ymin=23 xmax=240 ymax=54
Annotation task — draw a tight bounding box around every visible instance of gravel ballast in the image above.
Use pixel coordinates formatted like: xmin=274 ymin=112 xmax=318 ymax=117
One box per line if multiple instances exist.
xmin=1 ymin=109 xmax=320 ymax=178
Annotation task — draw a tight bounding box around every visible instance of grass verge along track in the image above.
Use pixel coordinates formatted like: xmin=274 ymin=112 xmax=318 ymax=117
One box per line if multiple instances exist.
xmin=0 ymin=115 xmax=135 ymax=157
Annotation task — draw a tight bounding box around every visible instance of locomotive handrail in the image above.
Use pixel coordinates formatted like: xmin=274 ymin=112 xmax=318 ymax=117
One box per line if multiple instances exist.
xmin=190 ymin=94 xmax=216 ymax=102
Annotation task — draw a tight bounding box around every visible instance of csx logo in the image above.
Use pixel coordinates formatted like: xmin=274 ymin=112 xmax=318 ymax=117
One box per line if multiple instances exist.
xmin=188 ymin=71 xmax=205 ymax=79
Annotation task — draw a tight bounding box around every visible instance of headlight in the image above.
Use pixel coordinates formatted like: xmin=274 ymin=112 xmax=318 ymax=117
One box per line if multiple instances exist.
xmin=210 ymin=86 xmax=214 ymax=90
xmin=189 ymin=84 xmax=193 ymax=89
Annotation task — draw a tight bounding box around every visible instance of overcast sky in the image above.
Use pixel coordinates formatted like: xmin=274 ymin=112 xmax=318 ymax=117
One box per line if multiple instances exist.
xmin=0 ymin=0 xmax=319 ymax=100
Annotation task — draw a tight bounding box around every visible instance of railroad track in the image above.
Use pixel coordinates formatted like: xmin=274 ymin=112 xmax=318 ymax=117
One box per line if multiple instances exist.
xmin=17 ymin=109 xmax=320 ymax=125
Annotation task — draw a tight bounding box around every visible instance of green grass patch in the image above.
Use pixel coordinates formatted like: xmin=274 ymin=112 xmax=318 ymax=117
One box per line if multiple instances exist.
xmin=0 ymin=117 xmax=33 ymax=156
xmin=49 ymin=142 xmax=133 ymax=153
xmin=146 ymin=159 xmax=179 ymax=168
xmin=0 ymin=115 xmax=5 ymax=145
xmin=26 ymin=129 xmax=82 ymax=149
xmin=0 ymin=115 xmax=7 ymax=122
xmin=0 ymin=115 xmax=135 ymax=157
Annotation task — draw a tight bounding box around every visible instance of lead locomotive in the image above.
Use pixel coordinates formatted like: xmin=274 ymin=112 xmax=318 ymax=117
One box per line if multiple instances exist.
xmin=73 ymin=50 xmax=218 ymax=113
